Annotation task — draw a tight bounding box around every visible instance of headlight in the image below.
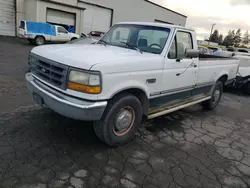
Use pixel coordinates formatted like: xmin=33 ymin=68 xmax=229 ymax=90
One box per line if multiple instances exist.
xmin=67 ymin=70 xmax=101 ymax=94
xmin=28 ymin=54 xmax=38 ymax=69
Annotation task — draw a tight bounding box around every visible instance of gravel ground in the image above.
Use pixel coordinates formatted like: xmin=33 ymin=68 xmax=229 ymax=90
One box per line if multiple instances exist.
xmin=0 ymin=37 xmax=250 ymax=188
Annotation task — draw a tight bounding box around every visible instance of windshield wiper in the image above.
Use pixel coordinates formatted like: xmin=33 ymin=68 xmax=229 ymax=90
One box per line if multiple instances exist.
xmin=120 ymin=42 xmax=143 ymax=54
xmin=99 ymin=39 xmax=107 ymax=46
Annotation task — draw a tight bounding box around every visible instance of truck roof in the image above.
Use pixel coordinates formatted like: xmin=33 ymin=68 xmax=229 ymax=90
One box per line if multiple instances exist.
xmin=116 ymin=21 xmax=194 ymax=32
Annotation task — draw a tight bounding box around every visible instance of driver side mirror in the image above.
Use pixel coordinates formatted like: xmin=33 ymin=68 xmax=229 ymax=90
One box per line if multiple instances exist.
xmin=185 ymin=49 xmax=199 ymax=58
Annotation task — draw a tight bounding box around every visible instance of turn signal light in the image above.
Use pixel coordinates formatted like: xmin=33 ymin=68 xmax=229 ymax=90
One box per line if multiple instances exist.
xmin=67 ymin=82 xmax=101 ymax=94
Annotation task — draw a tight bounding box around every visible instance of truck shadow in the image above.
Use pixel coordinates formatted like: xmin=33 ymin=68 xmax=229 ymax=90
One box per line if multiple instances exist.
xmin=41 ymin=110 xmax=108 ymax=148
xmin=224 ymin=86 xmax=250 ymax=97
xmin=39 ymin=104 xmax=207 ymax=148
xmin=143 ymin=105 xmax=203 ymax=134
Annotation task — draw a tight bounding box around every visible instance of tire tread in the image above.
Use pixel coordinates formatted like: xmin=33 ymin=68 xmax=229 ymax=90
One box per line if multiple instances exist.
xmin=202 ymin=81 xmax=223 ymax=110
xmin=94 ymin=93 xmax=142 ymax=146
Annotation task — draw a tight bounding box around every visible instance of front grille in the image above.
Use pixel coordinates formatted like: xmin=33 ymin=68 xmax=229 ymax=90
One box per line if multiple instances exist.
xmin=29 ymin=54 xmax=69 ymax=89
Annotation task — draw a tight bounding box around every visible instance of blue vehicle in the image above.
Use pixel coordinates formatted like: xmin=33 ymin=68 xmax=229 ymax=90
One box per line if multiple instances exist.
xmin=19 ymin=20 xmax=79 ymax=45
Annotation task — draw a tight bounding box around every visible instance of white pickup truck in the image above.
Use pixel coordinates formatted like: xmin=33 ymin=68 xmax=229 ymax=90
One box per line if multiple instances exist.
xmin=19 ymin=20 xmax=80 ymax=45
xmin=26 ymin=22 xmax=239 ymax=146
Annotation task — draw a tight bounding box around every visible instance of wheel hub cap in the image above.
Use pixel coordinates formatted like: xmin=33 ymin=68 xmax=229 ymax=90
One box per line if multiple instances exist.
xmin=213 ymin=89 xmax=220 ymax=103
xmin=116 ymin=110 xmax=132 ymax=131
xmin=113 ymin=107 xmax=135 ymax=136
xmin=37 ymin=38 xmax=43 ymax=44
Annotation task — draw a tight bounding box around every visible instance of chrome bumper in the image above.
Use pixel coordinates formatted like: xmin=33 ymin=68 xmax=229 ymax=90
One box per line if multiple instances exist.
xmin=26 ymin=73 xmax=107 ymax=121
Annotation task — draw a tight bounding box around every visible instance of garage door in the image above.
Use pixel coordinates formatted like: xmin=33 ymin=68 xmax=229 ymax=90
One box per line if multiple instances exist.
xmin=47 ymin=8 xmax=76 ymax=26
xmin=82 ymin=4 xmax=112 ymax=35
xmin=0 ymin=0 xmax=15 ymax=36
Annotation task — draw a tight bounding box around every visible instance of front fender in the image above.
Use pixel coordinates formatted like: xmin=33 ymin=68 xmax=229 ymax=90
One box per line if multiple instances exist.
xmin=99 ymin=75 xmax=150 ymax=100
xmin=109 ymin=81 xmax=149 ymax=98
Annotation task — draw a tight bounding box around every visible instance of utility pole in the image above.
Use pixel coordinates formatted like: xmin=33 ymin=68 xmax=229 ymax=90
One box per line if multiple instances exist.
xmin=208 ymin=23 xmax=216 ymax=45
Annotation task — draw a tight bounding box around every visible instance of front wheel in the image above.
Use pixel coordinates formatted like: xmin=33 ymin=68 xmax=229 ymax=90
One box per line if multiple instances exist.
xmin=94 ymin=94 xmax=143 ymax=146
xmin=70 ymin=37 xmax=77 ymax=41
xmin=202 ymin=81 xmax=223 ymax=110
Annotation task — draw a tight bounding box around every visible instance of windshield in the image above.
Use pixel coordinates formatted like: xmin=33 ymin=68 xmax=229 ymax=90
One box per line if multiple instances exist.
xmin=238 ymin=49 xmax=249 ymax=53
xmin=99 ymin=24 xmax=170 ymax=54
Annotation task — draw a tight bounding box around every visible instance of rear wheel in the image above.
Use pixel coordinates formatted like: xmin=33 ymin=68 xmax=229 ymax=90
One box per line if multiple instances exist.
xmin=93 ymin=94 xmax=142 ymax=146
xmin=202 ymin=81 xmax=223 ymax=110
xmin=35 ymin=36 xmax=45 ymax=46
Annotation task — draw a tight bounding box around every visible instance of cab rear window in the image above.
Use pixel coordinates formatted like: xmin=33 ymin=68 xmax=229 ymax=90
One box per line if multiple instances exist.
xmin=20 ymin=21 xmax=25 ymax=29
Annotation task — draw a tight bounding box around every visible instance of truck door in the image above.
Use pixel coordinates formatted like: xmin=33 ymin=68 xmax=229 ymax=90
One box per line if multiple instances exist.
xmin=160 ymin=30 xmax=198 ymax=102
xmin=56 ymin=26 xmax=71 ymax=42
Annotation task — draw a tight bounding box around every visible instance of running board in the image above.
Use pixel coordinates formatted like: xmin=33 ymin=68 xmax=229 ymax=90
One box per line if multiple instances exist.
xmin=148 ymin=96 xmax=211 ymax=119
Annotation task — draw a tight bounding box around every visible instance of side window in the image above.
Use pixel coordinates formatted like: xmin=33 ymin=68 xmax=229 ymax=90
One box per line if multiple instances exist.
xmin=57 ymin=27 xmax=68 ymax=34
xmin=176 ymin=31 xmax=193 ymax=59
xmin=238 ymin=49 xmax=248 ymax=53
xmin=20 ymin=21 xmax=25 ymax=29
xmin=168 ymin=37 xmax=177 ymax=59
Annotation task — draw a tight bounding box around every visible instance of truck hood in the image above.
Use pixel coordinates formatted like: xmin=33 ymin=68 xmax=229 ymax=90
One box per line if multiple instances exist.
xmin=31 ymin=44 xmax=155 ymax=70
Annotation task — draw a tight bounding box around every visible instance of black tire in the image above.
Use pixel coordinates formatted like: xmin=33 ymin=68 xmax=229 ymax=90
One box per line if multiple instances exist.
xmin=71 ymin=37 xmax=77 ymax=41
xmin=93 ymin=94 xmax=143 ymax=146
xmin=202 ymin=81 xmax=223 ymax=110
xmin=35 ymin=36 xmax=45 ymax=46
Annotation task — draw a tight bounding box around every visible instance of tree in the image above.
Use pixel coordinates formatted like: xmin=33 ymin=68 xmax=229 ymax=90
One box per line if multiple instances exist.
xmin=242 ymin=30 xmax=250 ymax=46
xmin=218 ymin=34 xmax=223 ymax=44
xmin=209 ymin=30 xmax=219 ymax=43
xmin=222 ymin=30 xmax=233 ymax=47
xmin=232 ymin=30 xmax=235 ymax=37
xmin=233 ymin=29 xmax=242 ymax=47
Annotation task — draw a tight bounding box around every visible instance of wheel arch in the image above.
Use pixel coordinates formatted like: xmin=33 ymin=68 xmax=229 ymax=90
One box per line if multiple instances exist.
xmin=110 ymin=87 xmax=149 ymax=116
xmin=35 ymin=35 xmax=46 ymax=40
xmin=217 ymin=74 xmax=228 ymax=85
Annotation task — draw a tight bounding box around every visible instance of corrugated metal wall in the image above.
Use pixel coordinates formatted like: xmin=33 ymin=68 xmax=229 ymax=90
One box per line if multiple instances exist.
xmin=0 ymin=0 xmax=15 ymax=36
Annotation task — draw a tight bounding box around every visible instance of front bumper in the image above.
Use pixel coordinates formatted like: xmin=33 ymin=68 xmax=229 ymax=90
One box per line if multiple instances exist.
xmin=26 ymin=73 xmax=107 ymax=121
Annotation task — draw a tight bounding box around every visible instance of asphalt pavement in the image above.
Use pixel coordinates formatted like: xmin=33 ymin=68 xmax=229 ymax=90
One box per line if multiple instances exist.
xmin=0 ymin=37 xmax=250 ymax=188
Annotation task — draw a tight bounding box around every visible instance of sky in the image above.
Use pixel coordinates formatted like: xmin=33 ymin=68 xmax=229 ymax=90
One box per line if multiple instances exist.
xmin=152 ymin=0 xmax=250 ymax=40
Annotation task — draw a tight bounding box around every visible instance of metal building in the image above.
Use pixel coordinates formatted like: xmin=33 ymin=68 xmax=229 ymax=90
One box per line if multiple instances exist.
xmin=1 ymin=0 xmax=187 ymax=36
xmin=0 ymin=0 xmax=16 ymax=36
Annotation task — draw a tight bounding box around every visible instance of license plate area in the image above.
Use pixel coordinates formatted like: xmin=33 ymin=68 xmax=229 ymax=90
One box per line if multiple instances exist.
xmin=33 ymin=93 xmax=44 ymax=106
